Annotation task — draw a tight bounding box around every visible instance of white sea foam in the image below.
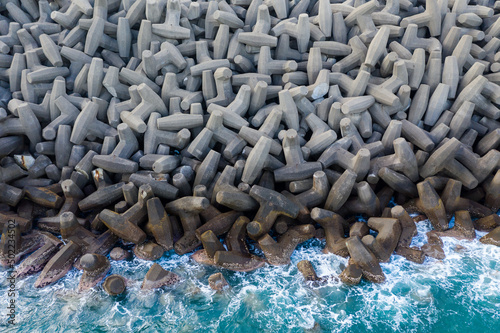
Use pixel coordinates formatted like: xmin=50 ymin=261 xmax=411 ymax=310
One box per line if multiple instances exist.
xmin=1 ymin=219 xmax=500 ymax=332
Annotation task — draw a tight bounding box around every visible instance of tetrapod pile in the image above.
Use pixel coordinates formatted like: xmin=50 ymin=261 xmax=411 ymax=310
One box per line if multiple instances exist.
xmin=1 ymin=0 xmax=500 ymax=291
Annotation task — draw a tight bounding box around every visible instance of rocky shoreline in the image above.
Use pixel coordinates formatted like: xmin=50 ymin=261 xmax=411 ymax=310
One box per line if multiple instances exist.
xmin=1 ymin=0 xmax=500 ymax=295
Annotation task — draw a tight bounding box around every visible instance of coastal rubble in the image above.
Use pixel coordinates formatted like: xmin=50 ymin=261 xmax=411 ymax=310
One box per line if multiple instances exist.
xmin=1 ymin=0 xmax=500 ymax=291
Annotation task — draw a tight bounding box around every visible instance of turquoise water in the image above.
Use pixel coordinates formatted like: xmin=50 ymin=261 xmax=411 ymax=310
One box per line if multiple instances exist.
xmin=1 ymin=219 xmax=500 ymax=333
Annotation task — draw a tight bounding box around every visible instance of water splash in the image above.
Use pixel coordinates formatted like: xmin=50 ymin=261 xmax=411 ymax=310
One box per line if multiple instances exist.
xmin=1 ymin=219 xmax=500 ymax=332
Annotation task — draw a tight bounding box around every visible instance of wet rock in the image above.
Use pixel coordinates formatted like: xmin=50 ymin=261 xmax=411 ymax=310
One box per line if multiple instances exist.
xmin=165 ymin=196 xmax=209 ymax=255
xmin=109 ymin=247 xmax=131 ymax=261
xmin=225 ymin=216 xmax=251 ymax=255
xmin=13 ymin=236 xmax=62 ymax=279
xmin=245 ymin=185 xmax=300 ymax=240
xmin=0 ymin=223 xmax=47 ymax=267
xmin=73 ymin=231 xmax=118 ymax=270
xmin=429 ymin=210 xmax=476 ymax=240
xmin=214 ymin=251 xmax=266 ymax=272
xmin=391 ymin=206 xmax=417 ymax=247
xmin=35 ymin=240 xmax=82 ymax=288
xmin=78 ymin=253 xmax=111 ymax=292
xmin=339 ymin=259 xmax=363 ymax=286
xmin=346 ymin=236 xmax=385 ymax=283
xmin=474 ymin=215 xmax=500 ymax=232
xmin=480 ymin=226 xmax=500 ymax=247
xmin=395 ymin=246 xmax=425 ymax=264
xmin=311 ymin=208 xmax=348 ymax=257
xmin=422 ymin=233 xmax=446 ymax=260
xmin=133 ymin=241 xmax=165 ymax=261
xmin=366 ymin=217 xmax=402 ymax=262
xmin=200 ymin=230 xmax=225 ymax=259
xmin=191 ymin=229 xmax=225 ymax=266
xmin=103 ymin=275 xmax=126 ymax=296
xmin=259 ymin=224 xmax=315 ymax=266
xmin=146 ymin=197 xmax=174 ymax=251
xmin=412 ymin=215 xmax=427 ymax=223
xmin=208 ymin=272 xmax=229 ymax=291
xmin=141 ymin=263 xmax=179 ymax=290
xmin=297 ymin=260 xmax=321 ymax=282
xmin=414 ymin=180 xmax=449 ymax=232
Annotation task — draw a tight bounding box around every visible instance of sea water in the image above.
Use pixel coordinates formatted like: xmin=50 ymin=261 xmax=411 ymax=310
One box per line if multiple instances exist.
xmin=1 ymin=218 xmax=499 ymax=333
